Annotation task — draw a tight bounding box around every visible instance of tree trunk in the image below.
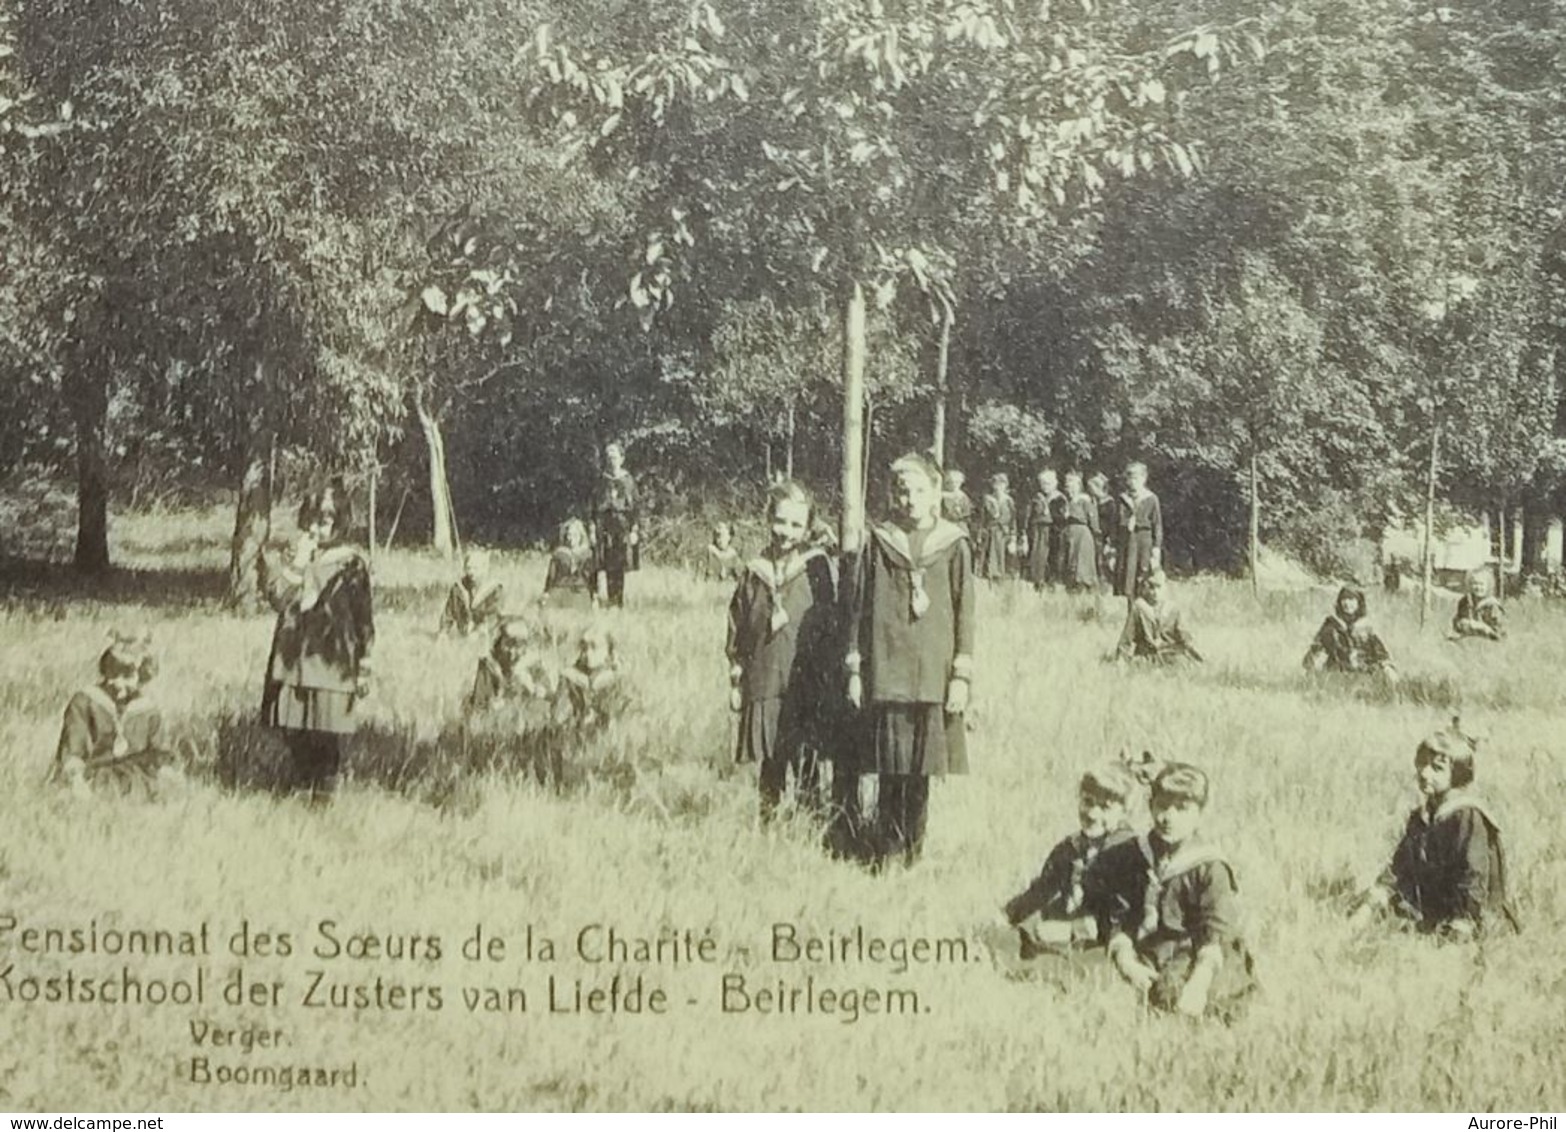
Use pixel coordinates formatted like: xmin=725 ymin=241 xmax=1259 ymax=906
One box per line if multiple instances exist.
xmin=225 ymin=439 xmax=274 ymax=608
xmin=1249 ymin=451 xmax=1260 ymax=597
xmin=416 ymin=395 xmax=456 ymax=557
xmin=932 ymin=298 xmax=953 ymax=466
xmin=1521 ymin=502 xmax=1548 ymax=577
xmin=1494 ymin=499 xmax=1506 ymax=599
xmin=1421 ymin=422 xmax=1440 ymax=628
xmin=67 ymin=362 xmax=111 ymax=573
xmin=840 ymin=281 xmax=867 ymax=554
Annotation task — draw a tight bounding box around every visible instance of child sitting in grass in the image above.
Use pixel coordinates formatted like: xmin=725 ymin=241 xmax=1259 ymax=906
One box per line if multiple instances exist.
xmin=1302 ymin=584 xmax=1395 ymax=680
xmin=542 ymin=519 xmax=597 ymax=611
xmin=1451 ymin=572 xmax=1506 ymax=642
xmin=466 ymin=618 xmax=556 ymax=714
xmin=50 ymin=631 xmax=180 ymax=798
xmin=1085 ymin=762 xmax=1258 ymax=1020
xmin=1351 ymin=721 xmax=1520 ymax=939
xmin=553 ymin=624 xmax=628 ymax=734
xmin=1114 ymin=571 xmax=1203 ymax=665
xmin=441 ymin=548 xmax=505 ymax=636
xmin=701 ymin=521 xmax=744 ymax=584
xmin=1003 ymin=763 xmax=1137 ymax=956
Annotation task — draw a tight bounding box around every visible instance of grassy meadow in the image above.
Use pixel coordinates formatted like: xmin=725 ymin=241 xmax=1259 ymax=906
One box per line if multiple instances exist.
xmin=2 ymin=505 xmax=1565 ymax=1112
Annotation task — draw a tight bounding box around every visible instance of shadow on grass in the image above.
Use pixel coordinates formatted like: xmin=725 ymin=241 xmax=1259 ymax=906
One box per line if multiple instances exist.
xmin=191 ymin=709 xmax=725 ymax=823
xmin=1201 ymin=664 xmax=1490 ymax=711
xmin=0 ymin=556 xmax=229 ymax=610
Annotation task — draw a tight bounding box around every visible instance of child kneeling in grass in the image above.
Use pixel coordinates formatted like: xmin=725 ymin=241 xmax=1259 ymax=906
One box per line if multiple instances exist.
xmin=1351 ymin=721 xmax=1520 ymax=940
xmin=1085 ymin=762 xmax=1257 ymax=1020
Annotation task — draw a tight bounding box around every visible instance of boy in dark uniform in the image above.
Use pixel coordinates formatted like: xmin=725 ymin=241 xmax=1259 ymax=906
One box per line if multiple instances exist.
xmin=1352 ymin=722 xmax=1520 ymax=939
xmin=1085 ymin=763 xmax=1258 ymax=1020
xmin=847 ymin=451 xmax=975 ymax=867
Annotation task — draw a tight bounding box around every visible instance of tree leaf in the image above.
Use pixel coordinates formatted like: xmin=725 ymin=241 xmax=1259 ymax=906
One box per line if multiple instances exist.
xmin=420 ymin=286 xmax=449 ymax=316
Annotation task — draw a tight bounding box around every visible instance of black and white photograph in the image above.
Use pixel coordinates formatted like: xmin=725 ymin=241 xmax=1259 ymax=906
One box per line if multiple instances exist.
xmin=1 ymin=0 xmax=1562 ymax=1113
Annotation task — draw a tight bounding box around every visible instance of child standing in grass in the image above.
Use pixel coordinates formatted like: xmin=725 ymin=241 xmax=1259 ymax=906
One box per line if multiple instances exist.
xmin=1114 ymin=571 xmax=1202 ymax=664
xmin=702 ymin=522 xmax=744 ymax=584
xmin=726 ymin=480 xmax=839 ymax=819
xmin=1351 ymin=721 xmax=1520 ymax=939
xmin=261 ymin=483 xmax=374 ymax=800
xmin=1060 ymin=471 xmax=1100 ymax=593
xmin=49 ymin=631 xmax=178 ymax=798
xmin=592 ymin=442 xmax=639 ymax=609
xmin=1085 ymin=763 xmax=1258 ymax=1020
xmin=1302 ymin=584 xmax=1396 ymax=679
xmin=1025 ymin=469 xmax=1063 ymax=591
xmin=975 ymin=473 xmax=1014 ymax=581
xmin=542 ymin=519 xmax=597 ymax=611
xmin=847 ymin=451 xmax=975 ymax=867
xmin=440 ymin=548 xmax=504 ymax=636
xmin=1114 ymin=462 xmax=1162 ymax=598
xmin=1451 ymin=572 xmax=1506 ymax=641
xmin=1003 ymin=764 xmax=1136 ymax=956
xmin=941 ymin=469 xmax=974 ymax=535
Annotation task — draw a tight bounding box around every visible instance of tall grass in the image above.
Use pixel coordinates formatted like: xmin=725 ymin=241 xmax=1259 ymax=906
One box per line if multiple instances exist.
xmin=0 ymin=509 xmax=1562 ymax=1111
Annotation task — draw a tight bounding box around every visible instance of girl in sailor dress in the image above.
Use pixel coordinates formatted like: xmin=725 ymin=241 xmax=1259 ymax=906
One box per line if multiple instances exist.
xmin=726 ymin=480 xmax=840 ymax=818
xmin=847 ymin=452 xmax=975 ymax=867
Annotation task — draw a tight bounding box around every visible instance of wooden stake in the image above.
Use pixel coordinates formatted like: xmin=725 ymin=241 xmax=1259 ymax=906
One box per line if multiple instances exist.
xmin=841 ymin=281 xmax=867 ymax=554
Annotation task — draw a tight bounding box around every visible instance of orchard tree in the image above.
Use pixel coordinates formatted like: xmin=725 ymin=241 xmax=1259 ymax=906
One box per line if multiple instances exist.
xmin=520 ymin=0 xmax=1261 ymax=546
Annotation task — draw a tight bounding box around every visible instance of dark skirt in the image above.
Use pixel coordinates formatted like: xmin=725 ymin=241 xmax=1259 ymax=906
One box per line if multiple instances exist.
xmin=1025 ymin=528 xmax=1052 ymax=585
xmin=1062 ymin=524 xmax=1098 ymax=589
xmin=264 ymin=684 xmax=359 ymax=735
xmin=737 ymin=695 xmax=825 ymax=766
xmin=872 ymin=703 xmax=968 ymax=776
xmin=976 ymin=527 xmax=1010 ymax=580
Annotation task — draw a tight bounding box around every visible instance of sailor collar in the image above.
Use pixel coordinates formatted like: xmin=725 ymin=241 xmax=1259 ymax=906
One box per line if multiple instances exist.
xmin=869 ymin=519 xmax=966 ymax=569
xmin=1135 ymin=834 xmax=1227 ymax=885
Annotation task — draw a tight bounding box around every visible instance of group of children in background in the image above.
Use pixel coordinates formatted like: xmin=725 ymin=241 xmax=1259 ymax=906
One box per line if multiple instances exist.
xmin=43 ymin=454 xmax=1524 ymax=1022
xmin=947 ymin=461 xmax=1161 ymax=598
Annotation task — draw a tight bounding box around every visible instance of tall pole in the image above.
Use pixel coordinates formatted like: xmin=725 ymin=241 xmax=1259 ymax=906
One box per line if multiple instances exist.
xmin=841 ymin=281 xmax=867 ymax=554
xmin=932 ymin=295 xmax=953 ymax=466
xmin=1421 ymin=419 xmax=1441 ymax=628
